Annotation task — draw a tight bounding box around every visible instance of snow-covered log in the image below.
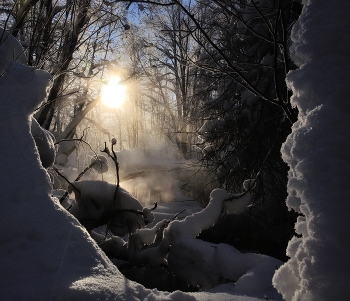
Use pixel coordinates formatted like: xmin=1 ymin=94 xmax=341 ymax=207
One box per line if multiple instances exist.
xmin=223 ymin=178 xmax=256 ymax=214
xmin=129 ymin=219 xmax=168 ymax=251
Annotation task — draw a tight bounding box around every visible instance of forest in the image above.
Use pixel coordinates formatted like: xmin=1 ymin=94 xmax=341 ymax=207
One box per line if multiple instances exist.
xmin=1 ymin=0 xmax=350 ymax=300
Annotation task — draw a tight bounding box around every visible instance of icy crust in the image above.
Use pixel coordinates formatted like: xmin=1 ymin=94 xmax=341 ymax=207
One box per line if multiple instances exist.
xmin=273 ymin=0 xmax=350 ymax=300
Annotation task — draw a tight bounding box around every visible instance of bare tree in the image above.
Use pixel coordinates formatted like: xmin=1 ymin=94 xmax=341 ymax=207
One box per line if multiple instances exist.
xmin=127 ymin=3 xmax=203 ymax=158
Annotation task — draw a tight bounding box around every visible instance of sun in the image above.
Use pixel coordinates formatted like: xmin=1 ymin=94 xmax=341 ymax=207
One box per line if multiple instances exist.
xmin=101 ymin=76 xmax=127 ymax=108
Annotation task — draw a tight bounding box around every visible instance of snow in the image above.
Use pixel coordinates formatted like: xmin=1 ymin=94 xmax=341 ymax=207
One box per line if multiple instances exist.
xmin=0 ymin=29 xmax=26 ymax=74
xmin=150 ymin=198 xmax=203 ymax=224
xmin=128 ymin=236 xmax=170 ymax=267
xmin=0 ymin=28 xmax=283 ymax=300
xmin=68 ymin=180 xmax=117 ymax=219
xmin=223 ymin=192 xmax=253 ymax=214
xmin=0 ymin=61 xmax=126 ymax=300
xmin=168 ymin=238 xmax=283 ymax=300
xmin=131 ymin=220 xmax=168 ymax=251
xmin=31 ymin=117 xmax=56 ymax=168
xmin=91 ymin=230 xmax=128 ymax=260
xmin=222 ymin=178 xmax=256 ymax=214
xmin=164 ymin=189 xmax=230 ymax=244
xmin=272 ymin=1 xmax=350 ymax=300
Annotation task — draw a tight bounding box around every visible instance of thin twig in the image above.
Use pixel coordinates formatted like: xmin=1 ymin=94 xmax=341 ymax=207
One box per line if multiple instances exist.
xmin=52 ymin=166 xmax=80 ymax=204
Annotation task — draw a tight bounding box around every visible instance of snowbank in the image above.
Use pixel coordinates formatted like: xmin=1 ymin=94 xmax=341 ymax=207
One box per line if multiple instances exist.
xmin=272 ymin=1 xmax=350 ymax=300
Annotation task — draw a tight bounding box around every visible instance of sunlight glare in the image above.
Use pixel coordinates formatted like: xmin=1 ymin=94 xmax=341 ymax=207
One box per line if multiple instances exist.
xmin=101 ymin=77 xmax=127 ymax=108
